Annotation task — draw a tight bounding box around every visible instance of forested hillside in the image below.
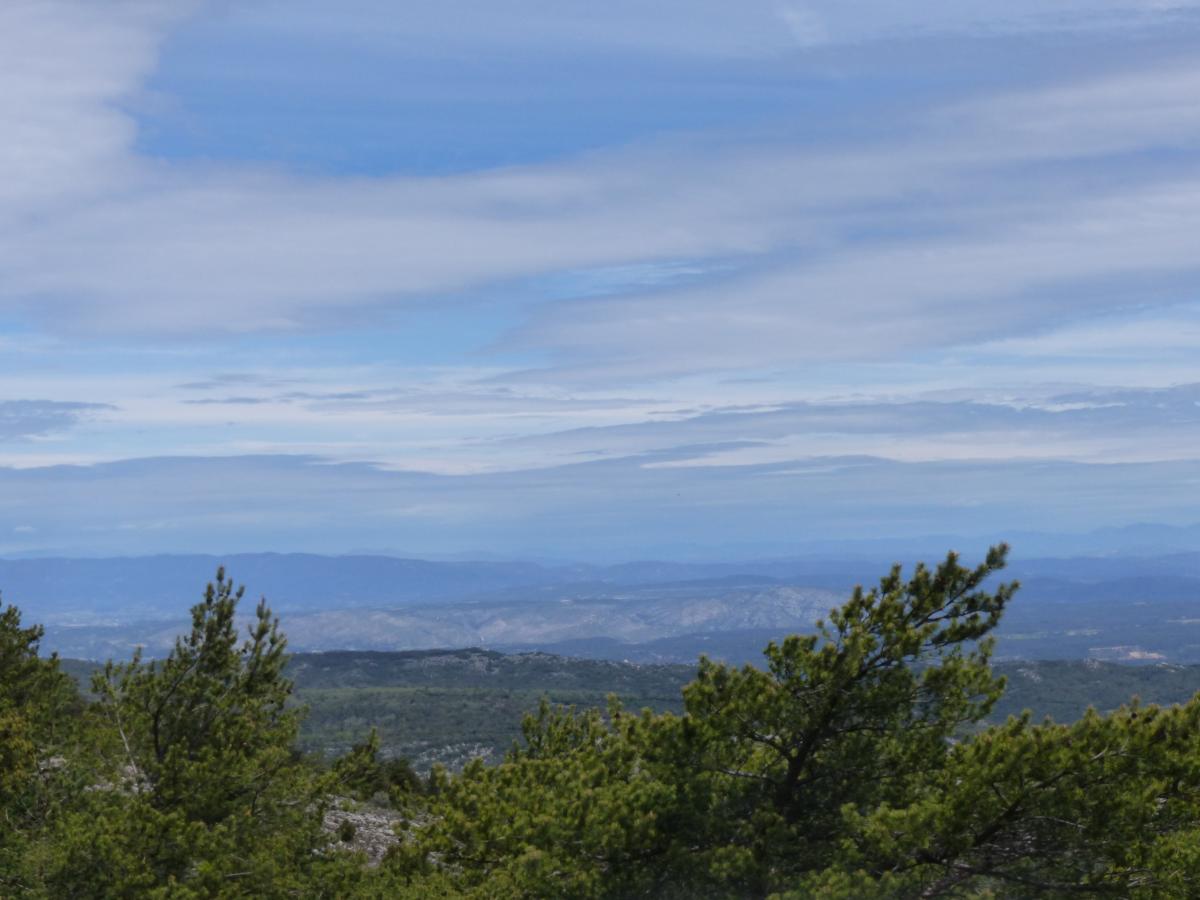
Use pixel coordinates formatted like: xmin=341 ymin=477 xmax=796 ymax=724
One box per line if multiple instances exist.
xmin=8 ymin=548 xmax=1200 ymax=896
xmin=64 ymin=650 xmax=1200 ymax=771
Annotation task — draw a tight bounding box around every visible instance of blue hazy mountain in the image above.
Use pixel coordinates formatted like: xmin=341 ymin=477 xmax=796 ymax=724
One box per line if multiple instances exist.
xmin=5 ymin=546 xmax=1200 ymax=664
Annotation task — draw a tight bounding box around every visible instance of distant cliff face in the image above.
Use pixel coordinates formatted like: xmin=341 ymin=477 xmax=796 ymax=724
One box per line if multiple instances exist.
xmin=35 ymin=574 xmax=842 ymax=661
xmin=274 ymin=584 xmax=838 ymax=652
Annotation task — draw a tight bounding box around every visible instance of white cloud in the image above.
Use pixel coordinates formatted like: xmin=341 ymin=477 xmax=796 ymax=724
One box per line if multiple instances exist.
xmin=942 ymin=62 xmax=1200 ymax=160
xmin=0 ymin=0 xmax=1195 ymax=403
xmin=977 ymin=307 xmax=1200 ymax=358
xmin=0 ymin=1 xmax=195 ymax=216
xmin=3 ymin=2 xmax=1200 ymax=354
xmin=0 ymin=65 xmax=1191 ymax=353
xmin=509 ymin=177 xmax=1200 ymax=380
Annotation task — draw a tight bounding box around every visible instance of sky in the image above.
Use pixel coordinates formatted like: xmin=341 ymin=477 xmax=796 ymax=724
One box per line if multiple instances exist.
xmin=3 ymin=0 xmax=1200 ymax=560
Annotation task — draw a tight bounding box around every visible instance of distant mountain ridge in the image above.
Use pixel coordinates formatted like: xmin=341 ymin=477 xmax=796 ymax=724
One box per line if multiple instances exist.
xmin=10 ymin=550 xmax=1200 ymax=664
xmin=8 ymin=548 xmax=1200 ymax=619
xmin=0 ymin=554 xmax=565 ymax=618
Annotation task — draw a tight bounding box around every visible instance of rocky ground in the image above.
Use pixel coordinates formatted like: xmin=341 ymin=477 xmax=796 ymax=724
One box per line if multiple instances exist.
xmin=323 ymin=799 xmax=409 ymax=866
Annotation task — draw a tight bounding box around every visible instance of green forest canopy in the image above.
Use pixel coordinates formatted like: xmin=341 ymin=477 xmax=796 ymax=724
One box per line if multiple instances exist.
xmin=5 ymin=546 xmax=1200 ymax=897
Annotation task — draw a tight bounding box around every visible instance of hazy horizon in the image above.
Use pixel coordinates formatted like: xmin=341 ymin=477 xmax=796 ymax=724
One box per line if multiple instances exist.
xmin=5 ymin=519 xmax=1200 ymax=566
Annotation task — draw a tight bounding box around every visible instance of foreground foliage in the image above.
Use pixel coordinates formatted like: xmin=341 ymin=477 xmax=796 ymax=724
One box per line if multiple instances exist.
xmin=0 ymin=603 xmax=80 ymax=893
xmin=2 ymin=572 xmax=368 ymax=898
xmin=5 ymin=547 xmax=1200 ymax=896
xmin=381 ymin=546 xmax=1200 ymax=897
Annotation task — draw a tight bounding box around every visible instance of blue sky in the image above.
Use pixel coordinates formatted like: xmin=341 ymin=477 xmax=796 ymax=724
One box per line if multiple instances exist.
xmin=3 ymin=0 xmax=1200 ymax=559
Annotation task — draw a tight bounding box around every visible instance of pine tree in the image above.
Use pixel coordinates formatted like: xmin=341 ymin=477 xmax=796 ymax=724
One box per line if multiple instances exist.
xmin=0 ymin=600 xmax=80 ymax=893
xmin=43 ymin=569 xmax=360 ymax=898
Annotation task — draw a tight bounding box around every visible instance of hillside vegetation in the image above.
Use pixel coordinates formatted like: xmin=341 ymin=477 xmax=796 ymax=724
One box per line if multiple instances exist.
xmin=8 ymin=547 xmax=1200 ymax=896
xmin=65 ymin=649 xmax=1200 ymax=771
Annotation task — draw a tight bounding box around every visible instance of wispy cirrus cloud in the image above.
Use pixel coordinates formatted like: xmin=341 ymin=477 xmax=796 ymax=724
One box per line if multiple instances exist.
xmin=2 ymin=0 xmax=1199 ymax=368
xmin=510 ymin=176 xmax=1200 ymax=381
xmin=481 ymin=384 xmax=1200 ymax=470
xmin=0 ymin=400 xmax=113 ymax=442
